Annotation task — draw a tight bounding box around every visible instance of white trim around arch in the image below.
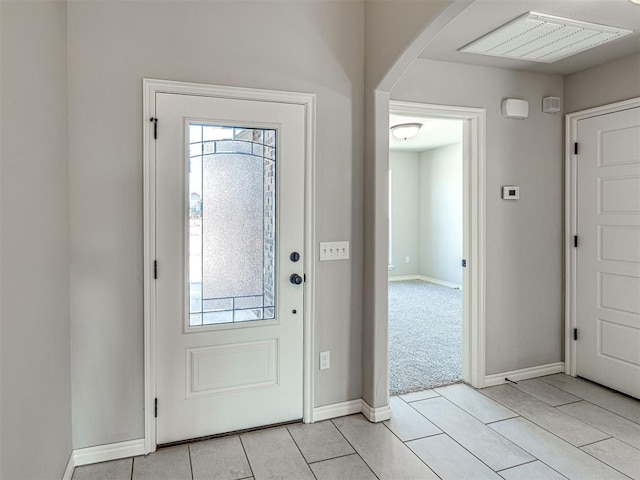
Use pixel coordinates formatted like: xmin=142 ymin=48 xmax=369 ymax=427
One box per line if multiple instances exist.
xmin=387 ymin=100 xmax=486 ymax=389
xmin=142 ymin=79 xmax=316 ymax=454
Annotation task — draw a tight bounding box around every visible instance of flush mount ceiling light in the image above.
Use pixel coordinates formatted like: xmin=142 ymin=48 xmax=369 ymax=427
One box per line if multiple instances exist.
xmin=631 ymin=0 xmax=640 ymax=4
xmin=460 ymin=12 xmax=633 ymax=63
xmin=390 ymin=123 xmax=422 ymax=140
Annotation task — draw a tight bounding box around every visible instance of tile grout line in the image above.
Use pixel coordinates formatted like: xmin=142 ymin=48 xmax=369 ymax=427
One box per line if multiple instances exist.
xmin=306 ymin=451 xmax=360 ymax=466
xmin=538 ymin=376 xmax=640 ymax=425
xmin=485 ymin=415 xmax=520 ymax=426
xmin=551 ymin=399 xmax=584 ymax=407
xmin=330 ymin=417 xmax=381 ymax=480
xmin=284 ymin=425 xmax=318 ymax=479
xmin=414 ymin=389 xmax=519 ymax=426
xmin=418 ymin=406 xmax=586 ymax=472
xmin=478 ymin=385 xmax=615 ymax=444
xmin=392 ymin=392 xmax=512 ymax=478
xmin=486 ymin=413 xmax=631 ymax=476
xmin=383 ymin=421 xmax=443 ymax=443
xmin=558 ymin=402 xmax=640 ymax=451
xmin=577 ymin=437 xmax=613 ymax=449
xmin=497 ymin=458 xmax=570 ymax=479
xmin=488 ymin=414 xmax=592 ymax=451
xmin=494 ymin=458 xmax=538 ymax=472
xmin=426 ymin=431 xmax=511 ymax=475
xmin=187 ymin=444 xmax=194 ymax=480
xmin=397 ymin=392 xmax=442 ymax=404
xmin=578 ymin=446 xmax=639 ymax=480
xmin=564 ymin=398 xmax=640 ymax=428
xmin=238 ymin=434 xmax=256 ymax=480
xmin=363 ymin=402 xmax=455 ymax=479
xmin=510 ymin=379 xmax=583 ymax=407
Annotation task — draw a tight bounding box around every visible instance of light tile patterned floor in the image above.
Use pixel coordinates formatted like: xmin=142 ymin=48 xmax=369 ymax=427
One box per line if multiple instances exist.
xmin=72 ymin=374 xmax=640 ymax=480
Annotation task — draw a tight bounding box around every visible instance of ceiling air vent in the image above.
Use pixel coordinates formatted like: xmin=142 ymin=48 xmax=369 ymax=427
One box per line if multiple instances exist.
xmin=460 ymin=12 xmax=633 ymax=63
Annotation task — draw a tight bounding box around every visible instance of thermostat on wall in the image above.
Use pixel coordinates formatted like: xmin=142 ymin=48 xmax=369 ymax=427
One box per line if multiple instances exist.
xmin=502 ymin=186 xmax=520 ymax=199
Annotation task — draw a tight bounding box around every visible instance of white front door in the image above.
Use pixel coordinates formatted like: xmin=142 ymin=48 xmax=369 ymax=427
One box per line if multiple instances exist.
xmin=576 ymin=105 xmax=640 ymax=399
xmin=154 ymin=91 xmax=306 ymax=444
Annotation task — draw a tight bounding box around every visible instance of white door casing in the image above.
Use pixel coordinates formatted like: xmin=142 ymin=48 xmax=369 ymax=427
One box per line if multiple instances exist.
xmin=567 ymin=99 xmax=640 ymax=398
xmin=388 ymin=101 xmax=486 ymax=389
xmin=143 ymin=80 xmax=316 ymax=450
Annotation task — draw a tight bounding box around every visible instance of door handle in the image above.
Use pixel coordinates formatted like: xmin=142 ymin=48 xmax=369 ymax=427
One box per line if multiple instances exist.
xmin=289 ymin=274 xmax=303 ymax=285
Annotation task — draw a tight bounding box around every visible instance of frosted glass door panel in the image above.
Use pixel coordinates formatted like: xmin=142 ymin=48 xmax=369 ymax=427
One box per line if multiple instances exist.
xmin=189 ymin=125 xmax=276 ymax=327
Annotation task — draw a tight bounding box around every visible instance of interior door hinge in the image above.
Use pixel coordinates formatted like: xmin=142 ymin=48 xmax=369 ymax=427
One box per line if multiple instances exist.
xmin=462 ymin=259 xmax=467 ymax=267
xmin=154 ymin=260 xmax=158 ymax=280
xmin=574 ymin=142 xmax=578 ymax=155
xmin=573 ymin=328 xmax=578 ymax=341
xmin=574 ymin=236 xmax=578 ymax=248
xmin=154 ymin=398 xmax=158 ymax=418
xmin=150 ymin=117 xmax=158 ymax=140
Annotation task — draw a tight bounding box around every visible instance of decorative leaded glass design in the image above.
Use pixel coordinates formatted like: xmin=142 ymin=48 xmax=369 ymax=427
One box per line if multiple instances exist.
xmin=188 ymin=125 xmax=276 ymax=326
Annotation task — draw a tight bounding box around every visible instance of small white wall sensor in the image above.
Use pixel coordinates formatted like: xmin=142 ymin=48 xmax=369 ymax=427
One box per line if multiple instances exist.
xmin=502 ymin=186 xmax=520 ymax=199
xmin=542 ymin=96 xmax=561 ymax=113
xmin=501 ymin=99 xmax=529 ymax=119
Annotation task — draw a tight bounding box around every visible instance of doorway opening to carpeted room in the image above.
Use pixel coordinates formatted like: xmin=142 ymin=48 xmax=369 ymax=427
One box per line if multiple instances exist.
xmin=388 ymin=112 xmax=464 ymax=396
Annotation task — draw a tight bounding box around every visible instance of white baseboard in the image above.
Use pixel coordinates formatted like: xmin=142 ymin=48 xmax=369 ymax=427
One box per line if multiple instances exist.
xmin=67 ymin=398 xmax=394 ymax=473
xmin=388 ymin=274 xmax=462 ymax=289
xmin=388 ymin=275 xmax=419 ymax=282
xmin=61 ymin=453 xmax=75 ymax=480
xmin=313 ymin=399 xmax=362 ymax=422
xmin=483 ymin=362 xmax=565 ymax=388
xmin=313 ymin=398 xmax=391 ymax=423
xmin=417 ymin=275 xmax=462 ymax=290
xmin=72 ymin=438 xmax=145 ymax=467
xmin=360 ymin=400 xmax=391 ymax=422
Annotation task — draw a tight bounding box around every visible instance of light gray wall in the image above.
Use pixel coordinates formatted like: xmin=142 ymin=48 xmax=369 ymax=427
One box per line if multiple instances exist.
xmin=392 ymin=59 xmax=564 ymax=375
xmin=68 ymin=0 xmax=364 ymax=448
xmin=364 ymin=0 xmax=452 ymax=91
xmin=0 ymin=1 xmax=72 ymax=478
xmin=564 ymin=52 xmax=640 ymax=113
xmin=419 ymin=144 xmax=463 ymax=286
xmin=389 ymin=151 xmax=420 ymax=277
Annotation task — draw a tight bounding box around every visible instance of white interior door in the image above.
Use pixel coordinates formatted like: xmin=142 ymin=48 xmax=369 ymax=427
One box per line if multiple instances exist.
xmin=576 ymin=105 xmax=640 ymax=399
xmin=155 ymin=92 xmax=306 ymax=444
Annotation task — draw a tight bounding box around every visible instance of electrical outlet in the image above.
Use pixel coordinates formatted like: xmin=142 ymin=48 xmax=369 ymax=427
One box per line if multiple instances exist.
xmin=319 ymin=241 xmax=349 ymax=261
xmin=405 ymin=256 xmax=410 ymax=264
xmin=320 ymin=351 xmax=330 ymax=370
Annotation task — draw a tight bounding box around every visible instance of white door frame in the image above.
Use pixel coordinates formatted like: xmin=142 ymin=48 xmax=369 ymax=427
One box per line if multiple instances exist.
xmin=142 ymin=79 xmax=316 ymax=453
xmin=564 ymin=96 xmax=640 ymax=377
xmin=389 ymin=100 xmax=486 ymax=388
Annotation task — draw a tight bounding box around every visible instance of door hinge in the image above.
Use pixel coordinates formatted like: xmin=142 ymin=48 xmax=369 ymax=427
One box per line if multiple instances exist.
xmin=573 ymin=328 xmax=578 ymax=341
xmin=154 ymin=260 xmax=158 ymax=279
xmin=150 ymin=117 xmax=158 ymax=139
xmin=574 ymin=236 xmax=578 ymax=248
xmin=462 ymin=259 xmax=467 ymax=267
xmin=574 ymin=142 xmax=578 ymax=155
xmin=154 ymin=398 xmax=158 ymax=418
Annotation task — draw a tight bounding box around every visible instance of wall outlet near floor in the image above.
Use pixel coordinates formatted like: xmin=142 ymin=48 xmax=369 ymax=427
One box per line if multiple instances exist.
xmin=320 ymin=351 xmax=330 ymax=370
xmin=319 ymin=241 xmax=349 ymax=261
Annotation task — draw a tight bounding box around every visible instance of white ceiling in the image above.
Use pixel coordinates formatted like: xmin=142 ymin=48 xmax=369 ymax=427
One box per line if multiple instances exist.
xmin=418 ymin=0 xmax=640 ymax=75
xmin=389 ymin=114 xmax=463 ymax=152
